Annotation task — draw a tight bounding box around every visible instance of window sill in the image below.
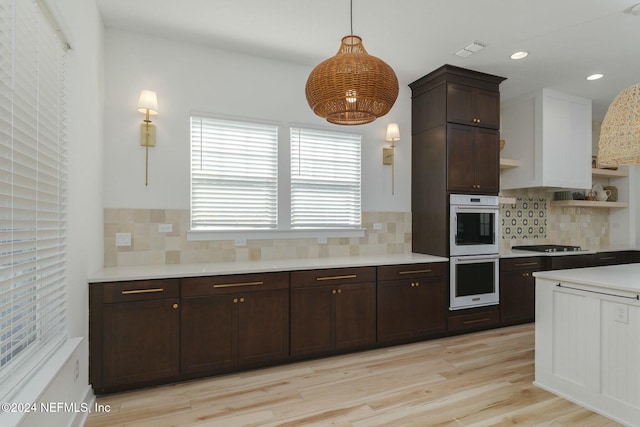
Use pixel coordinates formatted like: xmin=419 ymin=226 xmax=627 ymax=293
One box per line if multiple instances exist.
xmin=187 ymin=228 xmax=366 ymax=243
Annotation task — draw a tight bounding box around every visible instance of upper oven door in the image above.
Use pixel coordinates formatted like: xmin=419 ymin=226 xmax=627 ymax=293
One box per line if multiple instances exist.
xmin=450 ymin=205 xmax=499 ymax=256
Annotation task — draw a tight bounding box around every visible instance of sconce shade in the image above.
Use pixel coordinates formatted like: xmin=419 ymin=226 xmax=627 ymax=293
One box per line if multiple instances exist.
xmin=598 ymin=84 xmax=640 ymax=165
xmin=305 ymin=35 xmax=399 ymax=125
xmin=137 ymin=90 xmax=158 ymax=115
xmin=386 ymin=123 xmax=400 ymax=141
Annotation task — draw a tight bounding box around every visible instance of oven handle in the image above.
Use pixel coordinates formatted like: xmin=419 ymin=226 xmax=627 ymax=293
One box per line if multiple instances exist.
xmin=453 ymin=206 xmax=499 ymax=212
xmin=451 ymin=255 xmax=500 ymax=263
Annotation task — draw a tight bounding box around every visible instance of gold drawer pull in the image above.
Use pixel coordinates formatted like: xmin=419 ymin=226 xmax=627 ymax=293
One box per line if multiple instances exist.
xmin=463 ymin=317 xmax=491 ymax=325
xmin=213 ymin=281 xmax=264 ymax=288
xmin=514 ymin=262 xmax=538 ymax=267
xmin=316 ymin=274 xmax=357 ymax=281
xmin=399 ymin=269 xmax=431 ymax=275
xmin=121 ymin=288 xmax=164 ymax=295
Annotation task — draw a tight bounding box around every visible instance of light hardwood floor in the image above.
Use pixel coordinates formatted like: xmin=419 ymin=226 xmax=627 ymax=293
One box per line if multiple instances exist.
xmin=85 ymin=324 xmax=622 ymax=426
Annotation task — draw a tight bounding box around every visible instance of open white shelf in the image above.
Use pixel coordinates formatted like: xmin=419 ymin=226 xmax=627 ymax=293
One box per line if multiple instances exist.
xmin=591 ymin=167 xmax=628 ymax=178
xmin=500 ymin=158 xmax=520 ymax=169
xmin=550 ymin=200 xmax=629 ymax=208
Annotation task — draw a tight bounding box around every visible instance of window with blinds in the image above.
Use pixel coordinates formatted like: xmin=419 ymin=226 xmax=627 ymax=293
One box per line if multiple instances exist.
xmin=190 ymin=116 xmax=278 ymax=230
xmin=0 ymin=0 xmax=68 ymax=400
xmin=290 ymin=127 xmax=361 ymax=228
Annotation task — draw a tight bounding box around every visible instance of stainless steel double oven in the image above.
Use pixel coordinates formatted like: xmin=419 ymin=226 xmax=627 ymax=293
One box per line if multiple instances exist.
xmin=449 ymin=194 xmax=499 ymax=310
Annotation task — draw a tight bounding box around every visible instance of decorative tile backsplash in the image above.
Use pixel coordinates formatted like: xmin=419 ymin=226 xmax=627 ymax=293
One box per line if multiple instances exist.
xmin=499 ymin=189 xmax=610 ymax=252
xmin=501 ymin=195 xmax=547 ymax=240
xmin=104 ymin=210 xmax=412 ymax=267
xmin=104 ymin=193 xmax=612 ymax=266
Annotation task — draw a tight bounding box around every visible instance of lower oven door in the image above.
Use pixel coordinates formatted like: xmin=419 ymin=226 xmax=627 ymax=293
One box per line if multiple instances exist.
xmin=450 ymin=255 xmax=499 ymax=310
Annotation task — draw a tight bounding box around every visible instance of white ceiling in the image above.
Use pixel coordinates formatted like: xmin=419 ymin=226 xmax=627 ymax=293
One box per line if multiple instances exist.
xmin=95 ymin=0 xmax=640 ymax=120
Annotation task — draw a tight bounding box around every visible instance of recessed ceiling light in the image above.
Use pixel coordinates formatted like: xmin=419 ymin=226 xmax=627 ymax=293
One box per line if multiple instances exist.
xmin=510 ymin=51 xmax=529 ymax=60
xmin=586 ymin=73 xmax=604 ymax=81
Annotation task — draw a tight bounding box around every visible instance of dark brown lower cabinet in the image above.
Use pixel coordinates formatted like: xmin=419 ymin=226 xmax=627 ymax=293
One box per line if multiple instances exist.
xmin=377 ymin=263 xmax=447 ymax=344
xmin=549 ymin=253 xmax=593 ymax=270
xmin=591 ymin=251 xmax=634 ymax=266
xmin=181 ymin=272 xmax=289 ymax=377
xmin=500 ymin=257 xmax=545 ymax=325
xmin=290 ymin=267 xmax=376 ymax=358
xmin=89 ymin=279 xmax=181 ymax=394
xmin=447 ymin=307 xmax=500 ymax=332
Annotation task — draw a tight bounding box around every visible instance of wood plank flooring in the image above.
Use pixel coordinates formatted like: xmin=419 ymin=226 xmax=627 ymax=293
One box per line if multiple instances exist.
xmin=85 ymin=324 xmax=622 ymax=426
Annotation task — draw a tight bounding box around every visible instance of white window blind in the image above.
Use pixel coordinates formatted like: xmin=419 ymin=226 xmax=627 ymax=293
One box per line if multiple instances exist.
xmin=0 ymin=0 xmax=68 ymax=400
xmin=290 ymin=127 xmax=361 ymax=228
xmin=190 ymin=116 xmax=278 ymax=230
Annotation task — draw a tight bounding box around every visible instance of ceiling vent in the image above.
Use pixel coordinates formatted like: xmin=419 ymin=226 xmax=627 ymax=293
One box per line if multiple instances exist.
xmin=453 ymin=41 xmax=486 ymax=58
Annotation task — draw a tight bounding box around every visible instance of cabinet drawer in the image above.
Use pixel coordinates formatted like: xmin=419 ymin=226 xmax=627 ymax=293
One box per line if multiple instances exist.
xmin=592 ymin=251 xmax=634 ymax=266
xmin=500 ymin=257 xmax=545 ymax=272
xmin=448 ymin=309 xmax=500 ymax=332
xmin=102 ymin=279 xmax=180 ymax=303
xmin=377 ymin=262 xmax=446 ymax=281
xmin=181 ymin=272 xmax=289 ymax=297
xmin=291 ymin=267 xmax=375 ymax=288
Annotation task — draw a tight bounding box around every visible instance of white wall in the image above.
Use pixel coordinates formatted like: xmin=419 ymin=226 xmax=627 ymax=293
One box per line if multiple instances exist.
xmin=103 ymin=30 xmax=412 ymax=212
xmin=16 ymin=0 xmax=104 ymax=426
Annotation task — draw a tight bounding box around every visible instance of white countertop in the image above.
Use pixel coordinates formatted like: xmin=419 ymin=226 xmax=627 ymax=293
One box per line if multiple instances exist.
xmin=88 ymin=253 xmax=449 ymax=283
xmin=534 ymin=263 xmax=640 ymax=294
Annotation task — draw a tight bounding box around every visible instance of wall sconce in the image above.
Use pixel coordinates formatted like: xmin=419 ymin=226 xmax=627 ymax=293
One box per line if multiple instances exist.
xmin=137 ymin=89 xmax=158 ymax=186
xmin=383 ymin=123 xmax=400 ymax=194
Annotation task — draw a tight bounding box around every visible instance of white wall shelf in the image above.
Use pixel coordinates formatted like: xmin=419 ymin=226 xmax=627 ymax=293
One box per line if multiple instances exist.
xmin=591 ymin=167 xmax=628 ymax=178
xmin=550 ymin=200 xmax=629 ymax=208
xmin=499 ymin=158 xmax=520 ymax=169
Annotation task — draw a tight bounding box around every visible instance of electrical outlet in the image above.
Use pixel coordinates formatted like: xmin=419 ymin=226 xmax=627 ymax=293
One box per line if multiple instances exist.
xmin=115 ymin=232 xmax=131 ymax=247
xmin=373 ymin=222 xmax=383 ymax=230
xmin=235 ymin=238 xmax=247 ymax=247
xmin=158 ymin=223 xmax=173 ymax=233
xmin=615 ymin=304 xmax=629 ymax=324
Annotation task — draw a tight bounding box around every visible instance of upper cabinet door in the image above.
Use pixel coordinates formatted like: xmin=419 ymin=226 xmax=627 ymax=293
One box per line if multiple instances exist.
xmin=447 ymin=83 xmax=500 ymax=130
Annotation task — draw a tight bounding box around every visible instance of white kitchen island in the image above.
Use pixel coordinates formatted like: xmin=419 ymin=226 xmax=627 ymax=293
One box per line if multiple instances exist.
xmin=534 ymin=263 xmax=640 ymax=427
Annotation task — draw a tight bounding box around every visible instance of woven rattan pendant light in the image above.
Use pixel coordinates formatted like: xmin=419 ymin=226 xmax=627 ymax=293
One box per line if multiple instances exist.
xmin=598 ymin=84 xmax=640 ymax=165
xmin=305 ymin=0 xmax=398 ymax=125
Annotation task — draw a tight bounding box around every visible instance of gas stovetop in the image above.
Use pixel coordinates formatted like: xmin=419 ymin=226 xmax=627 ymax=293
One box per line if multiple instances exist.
xmin=511 ymin=244 xmax=582 ymax=253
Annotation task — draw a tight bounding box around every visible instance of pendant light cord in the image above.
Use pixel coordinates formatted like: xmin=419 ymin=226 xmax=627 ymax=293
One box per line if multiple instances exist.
xmin=350 ymin=0 xmax=353 ymax=35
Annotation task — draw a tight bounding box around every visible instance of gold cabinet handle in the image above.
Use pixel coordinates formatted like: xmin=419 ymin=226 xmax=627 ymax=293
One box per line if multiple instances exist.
xmin=415 ymin=282 xmax=420 ymax=287
xmin=514 ymin=262 xmax=538 ymax=267
xmin=233 ymin=298 xmax=239 ymax=303
xmin=317 ymin=274 xmax=357 ymax=281
xmin=598 ymin=256 xmax=616 ymax=261
xmin=332 ymin=289 xmax=337 ymax=294
xmin=399 ymin=269 xmax=431 ymax=275
xmin=213 ymin=281 xmax=263 ymax=289
xmin=410 ymin=283 xmax=415 ymax=287
xmin=239 ymin=297 xmax=245 ymax=303
xmin=121 ymin=288 xmax=164 ymax=295
xmin=463 ymin=317 xmax=490 ymax=325
xmin=172 ymin=303 xmax=178 ymax=309
xmin=337 ymin=289 xmax=342 ymax=294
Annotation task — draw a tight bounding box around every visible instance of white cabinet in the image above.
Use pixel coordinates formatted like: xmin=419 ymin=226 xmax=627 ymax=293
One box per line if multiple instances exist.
xmin=501 ymin=89 xmax=592 ymax=190
xmin=535 ymin=275 xmax=640 ymax=426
